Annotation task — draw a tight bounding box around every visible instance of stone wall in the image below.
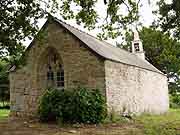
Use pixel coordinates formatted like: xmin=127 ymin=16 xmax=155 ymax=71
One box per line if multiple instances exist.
xmin=105 ymin=60 xmax=169 ymax=115
xmin=10 ymin=21 xmax=106 ymax=118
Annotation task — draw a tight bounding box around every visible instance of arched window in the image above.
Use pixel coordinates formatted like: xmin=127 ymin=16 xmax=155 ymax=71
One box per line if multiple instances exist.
xmin=41 ymin=48 xmax=64 ymax=89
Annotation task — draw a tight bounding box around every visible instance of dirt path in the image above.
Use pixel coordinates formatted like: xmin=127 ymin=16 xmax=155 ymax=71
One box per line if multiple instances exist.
xmin=0 ymin=119 xmax=143 ymax=135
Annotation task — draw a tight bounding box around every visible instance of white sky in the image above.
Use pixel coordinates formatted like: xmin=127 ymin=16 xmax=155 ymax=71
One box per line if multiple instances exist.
xmin=24 ymin=0 xmax=158 ymax=46
xmin=139 ymin=1 xmax=156 ymax=26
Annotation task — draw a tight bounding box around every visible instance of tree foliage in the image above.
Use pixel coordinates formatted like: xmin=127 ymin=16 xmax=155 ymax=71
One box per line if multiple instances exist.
xmin=120 ymin=27 xmax=180 ymax=94
xmin=0 ymin=60 xmax=9 ymax=105
xmin=0 ymin=0 xmax=42 ymax=61
xmin=0 ymin=0 xmax=142 ymax=61
xmin=0 ymin=60 xmax=9 ymax=86
xmin=157 ymin=0 xmax=180 ymax=39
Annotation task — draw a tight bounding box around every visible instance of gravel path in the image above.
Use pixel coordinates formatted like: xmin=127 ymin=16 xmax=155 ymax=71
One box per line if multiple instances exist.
xmin=0 ymin=119 xmax=142 ymax=135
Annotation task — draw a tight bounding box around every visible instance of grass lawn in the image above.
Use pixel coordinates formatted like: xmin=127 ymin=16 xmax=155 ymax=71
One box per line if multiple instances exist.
xmin=134 ymin=109 xmax=180 ymax=135
xmin=0 ymin=109 xmax=10 ymax=120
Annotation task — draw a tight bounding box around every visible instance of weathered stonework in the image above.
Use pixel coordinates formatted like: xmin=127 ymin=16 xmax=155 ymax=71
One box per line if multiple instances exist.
xmin=105 ymin=60 xmax=169 ymax=114
xmin=9 ymin=19 xmax=169 ymax=118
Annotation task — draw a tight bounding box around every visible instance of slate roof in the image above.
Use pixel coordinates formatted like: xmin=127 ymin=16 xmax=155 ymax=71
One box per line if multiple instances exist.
xmin=54 ymin=18 xmax=163 ymax=75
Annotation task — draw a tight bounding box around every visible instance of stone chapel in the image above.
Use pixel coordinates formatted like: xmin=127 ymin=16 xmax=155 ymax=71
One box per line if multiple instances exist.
xmin=9 ymin=17 xmax=169 ymax=118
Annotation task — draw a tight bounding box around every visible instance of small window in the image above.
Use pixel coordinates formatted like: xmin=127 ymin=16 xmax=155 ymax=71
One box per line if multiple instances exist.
xmin=56 ymin=70 xmax=64 ymax=87
xmin=47 ymin=71 xmax=54 ymax=81
xmin=134 ymin=43 xmax=140 ymax=52
xmin=47 ymin=65 xmax=54 ymax=81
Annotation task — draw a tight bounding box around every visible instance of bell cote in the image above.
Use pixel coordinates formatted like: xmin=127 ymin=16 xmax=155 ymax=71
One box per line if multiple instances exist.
xmin=131 ymin=30 xmax=145 ymax=60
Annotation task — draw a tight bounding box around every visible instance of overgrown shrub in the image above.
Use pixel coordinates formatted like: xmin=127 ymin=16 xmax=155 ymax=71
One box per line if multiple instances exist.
xmin=38 ymin=87 xmax=107 ymax=124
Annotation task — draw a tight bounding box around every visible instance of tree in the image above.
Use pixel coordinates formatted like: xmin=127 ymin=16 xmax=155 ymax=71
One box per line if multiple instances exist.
xmin=119 ymin=27 xmax=180 ymax=94
xmin=157 ymin=0 xmax=180 ymax=39
xmin=0 ymin=60 xmax=9 ymax=106
xmin=0 ymin=0 xmax=42 ymax=61
xmin=0 ymin=0 xmax=143 ymax=62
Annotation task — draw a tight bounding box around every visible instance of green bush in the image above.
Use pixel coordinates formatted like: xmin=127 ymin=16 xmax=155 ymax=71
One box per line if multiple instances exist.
xmin=38 ymin=87 xmax=107 ymax=124
xmin=170 ymin=94 xmax=180 ymax=108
